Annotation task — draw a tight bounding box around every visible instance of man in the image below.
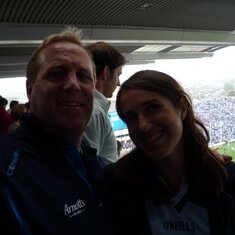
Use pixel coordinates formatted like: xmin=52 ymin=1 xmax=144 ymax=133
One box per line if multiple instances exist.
xmin=82 ymin=42 xmax=126 ymax=163
xmin=0 ymin=28 xmax=113 ymax=234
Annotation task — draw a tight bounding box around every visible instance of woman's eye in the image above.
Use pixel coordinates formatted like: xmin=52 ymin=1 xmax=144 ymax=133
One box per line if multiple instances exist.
xmin=125 ymin=114 xmax=136 ymax=123
xmin=146 ymin=104 xmax=161 ymax=114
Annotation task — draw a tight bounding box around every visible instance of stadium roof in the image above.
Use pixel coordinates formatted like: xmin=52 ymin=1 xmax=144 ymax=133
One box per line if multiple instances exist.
xmin=1 ymin=0 xmax=235 ymax=78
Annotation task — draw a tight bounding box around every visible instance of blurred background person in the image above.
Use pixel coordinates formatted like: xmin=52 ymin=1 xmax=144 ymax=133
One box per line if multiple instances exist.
xmin=0 ymin=96 xmax=12 ymax=135
xmin=8 ymin=103 xmax=26 ymax=132
xmin=7 ymin=100 xmax=19 ymax=113
xmin=82 ymin=41 xmax=126 ymax=163
xmin=116 ymin=140 xmax=122 ymax=158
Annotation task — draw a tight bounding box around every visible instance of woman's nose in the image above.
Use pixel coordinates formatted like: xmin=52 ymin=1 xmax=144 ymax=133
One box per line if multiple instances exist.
xmin=138 ymin=115 xmax=152 ymax=132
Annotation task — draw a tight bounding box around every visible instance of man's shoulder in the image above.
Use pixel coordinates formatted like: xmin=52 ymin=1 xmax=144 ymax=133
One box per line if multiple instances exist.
xmin=223 ymin=162 xmax=235 ymax=203
xmin=92 ymin=100 xmax=105 ymax=115
xmin=94 ymin=91 xmax=110 ymax=112
xmin=88 ymin=101 xmax=110 ymax=126
xmin=0 ymin=133 xmax=19 ymax=171
xmin=0 ymin=132 xmax=17 ymax=146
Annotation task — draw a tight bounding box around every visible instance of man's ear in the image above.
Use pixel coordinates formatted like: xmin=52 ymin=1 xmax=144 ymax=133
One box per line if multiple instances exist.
xmin=26 ymin=80 xmax=33 ymax=100
xmin=102 ymin=65 xmax=110 ymax=81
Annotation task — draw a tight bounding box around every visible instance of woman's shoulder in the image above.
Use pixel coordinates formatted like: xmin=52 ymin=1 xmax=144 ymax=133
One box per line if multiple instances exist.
xmin=223 ymin=161 xmax=235 ymax=198
xmin=225 ymin=161 xmax=235 ymax=177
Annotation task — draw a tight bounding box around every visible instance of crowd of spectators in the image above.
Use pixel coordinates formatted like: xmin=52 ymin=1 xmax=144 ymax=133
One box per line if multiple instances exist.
xmin=193 ymin=96 xmax=235 ymax=145
xmin=0 ymin=96 xmax=29 ymax=135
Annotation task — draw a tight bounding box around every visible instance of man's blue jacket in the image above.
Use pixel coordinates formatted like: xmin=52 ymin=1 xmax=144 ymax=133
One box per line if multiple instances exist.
xmin=0 ymin=114 xmax=114 ymax=235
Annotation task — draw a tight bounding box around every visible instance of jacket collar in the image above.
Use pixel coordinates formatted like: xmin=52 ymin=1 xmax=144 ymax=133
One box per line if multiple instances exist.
xmin=18 ymin=113 xmax=98 ymax=161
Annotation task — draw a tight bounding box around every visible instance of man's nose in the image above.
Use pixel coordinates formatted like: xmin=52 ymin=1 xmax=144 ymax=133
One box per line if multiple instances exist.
xmin=117 ymin=79 xmax=121 ymax=86
xmin=63 ymin=72 xmax=81 ymax=90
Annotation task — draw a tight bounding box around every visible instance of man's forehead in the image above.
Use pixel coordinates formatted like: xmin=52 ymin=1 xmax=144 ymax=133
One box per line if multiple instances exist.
xmin=43 ymin=41 xmax=87 ymax=56
xmin=39 ymin=41 xmax=93 ymax=67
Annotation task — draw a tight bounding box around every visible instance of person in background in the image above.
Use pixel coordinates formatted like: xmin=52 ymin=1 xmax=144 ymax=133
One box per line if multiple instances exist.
xmin=107 ymin=70 xmax=235 ymax=235
xmin=116 ymin=140 xmax=122 ymax=158
xmin=7 ymin=100 xmax=19 ymax=113
xmin=0 ymin=96 xmax=12 ymax=135
xmin=8 ymin=103 xmax=26 ymax=132
xmin=82 ymin=41 xmax=126 ymax=163
xmin=0 ymin=27 xmax=114 ymax=235
xmin=117 ymin=140 xmax=122 ymax=158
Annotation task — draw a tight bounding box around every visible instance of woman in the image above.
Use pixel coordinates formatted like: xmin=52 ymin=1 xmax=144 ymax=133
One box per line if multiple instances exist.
xmin=107 ymin=70 xmax=235 ymax=235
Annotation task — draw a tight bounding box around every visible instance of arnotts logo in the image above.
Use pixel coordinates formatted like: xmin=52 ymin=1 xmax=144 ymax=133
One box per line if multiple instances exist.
xmin=64 ymin=199 xmax=85 ymax=218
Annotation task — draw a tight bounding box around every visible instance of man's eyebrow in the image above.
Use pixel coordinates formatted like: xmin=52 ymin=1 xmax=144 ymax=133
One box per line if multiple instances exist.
xmin=78 ymin=68 xmax=91 ymax=73
xmin=46 ymin=63 xmax=67 ymax=69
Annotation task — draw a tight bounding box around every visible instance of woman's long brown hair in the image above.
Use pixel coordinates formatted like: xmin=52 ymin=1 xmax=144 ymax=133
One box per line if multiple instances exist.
xmin=116 ymin=70 xmax=227 ymax=196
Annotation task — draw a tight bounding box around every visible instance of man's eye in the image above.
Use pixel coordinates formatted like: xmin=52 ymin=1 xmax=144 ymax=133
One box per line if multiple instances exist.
xmin=47 ymin=69 xmax=65 ymax=81
xmin=77 ymin=73 xmax=93 ymax=82
xmin=149 ymin=104 xmax=158 ymax=110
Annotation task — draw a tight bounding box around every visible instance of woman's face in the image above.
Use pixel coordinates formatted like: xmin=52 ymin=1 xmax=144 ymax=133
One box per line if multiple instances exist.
xmin=119 ymin=88 xmax=186 ymax=162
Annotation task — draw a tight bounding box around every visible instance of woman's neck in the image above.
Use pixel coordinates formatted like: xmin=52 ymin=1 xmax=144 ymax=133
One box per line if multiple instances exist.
xmin=153 ymin=151 xmax=186 ymax=194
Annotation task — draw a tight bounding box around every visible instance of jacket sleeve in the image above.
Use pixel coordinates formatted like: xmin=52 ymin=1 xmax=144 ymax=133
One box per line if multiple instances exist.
xmin=0 ymin=177 xmax=32 ymax=235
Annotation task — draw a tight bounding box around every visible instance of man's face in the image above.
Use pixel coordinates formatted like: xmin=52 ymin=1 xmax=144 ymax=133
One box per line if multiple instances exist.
xmin=27 ymin=41 xmax=95 ymax=142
